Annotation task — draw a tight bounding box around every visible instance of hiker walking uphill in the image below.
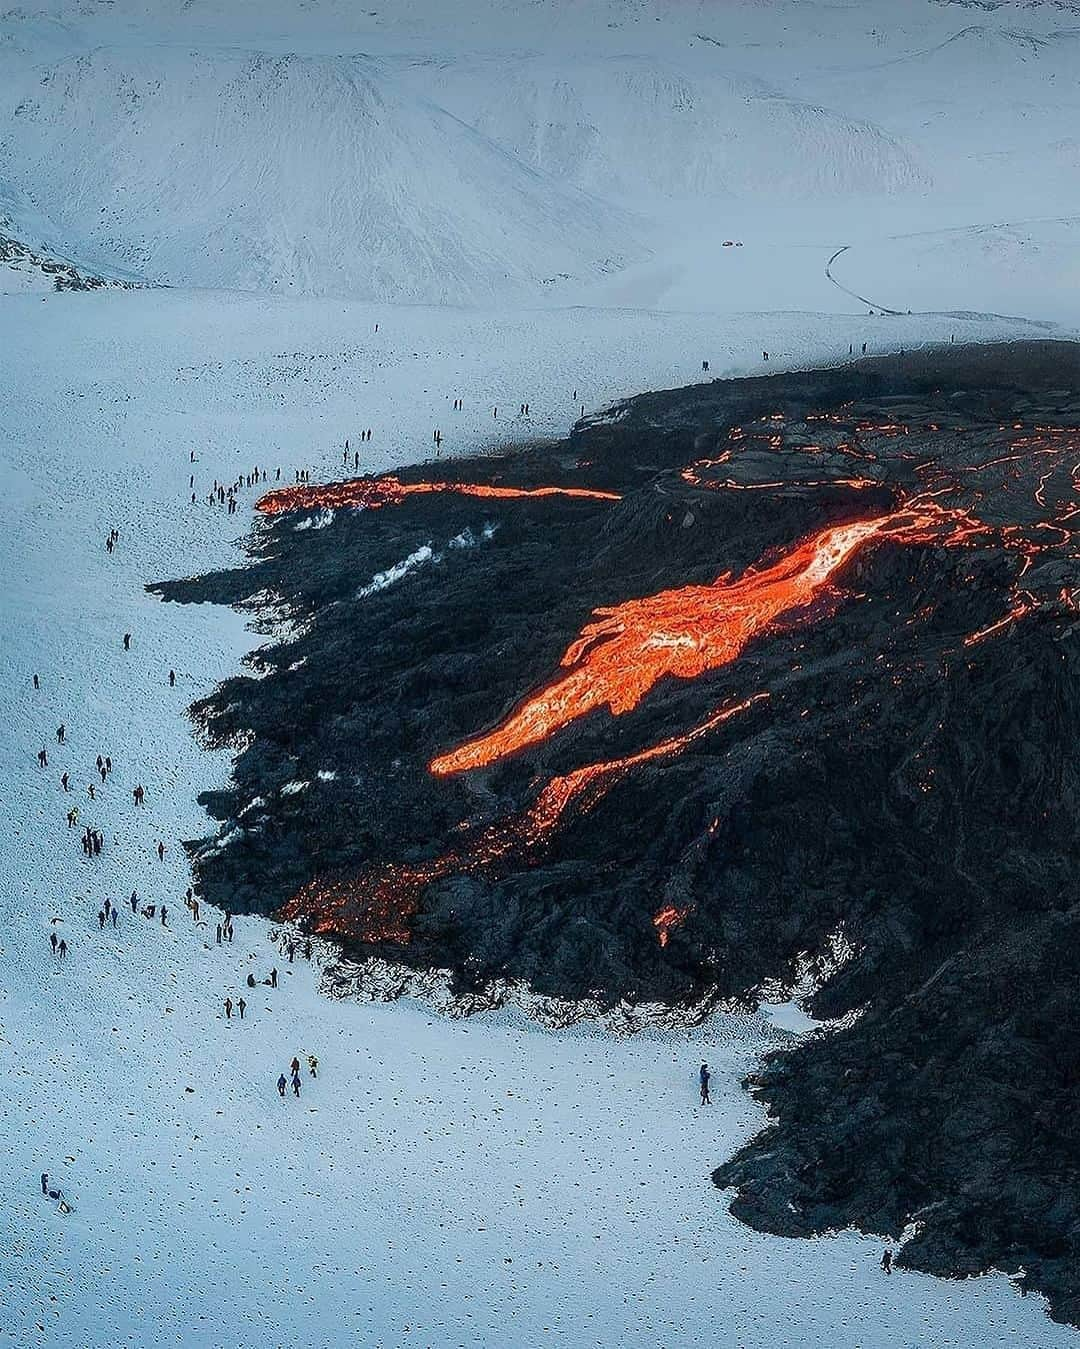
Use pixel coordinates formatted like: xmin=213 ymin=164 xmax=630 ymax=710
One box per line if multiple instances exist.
xmin=699 ymin=1063 xmax=711 ymax=1106
xmin=277 ymin=1074 xmax=287 ymax=1098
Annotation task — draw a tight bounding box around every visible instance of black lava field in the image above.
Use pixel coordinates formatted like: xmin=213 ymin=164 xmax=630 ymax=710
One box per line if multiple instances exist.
xmin=154 ymin=342 xmax=1080 ymax=1323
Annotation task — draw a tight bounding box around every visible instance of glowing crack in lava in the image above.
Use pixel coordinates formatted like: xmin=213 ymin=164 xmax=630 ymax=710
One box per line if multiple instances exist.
xmin=430 ymin=501 xmax=985 ymax=776
xmin=279 ymin=695 xmax=766 ymax=943
xmin=653 ymin=906 xmax=689 ymax=948
xmin=256 ymin=474 xmax=620 ymax=516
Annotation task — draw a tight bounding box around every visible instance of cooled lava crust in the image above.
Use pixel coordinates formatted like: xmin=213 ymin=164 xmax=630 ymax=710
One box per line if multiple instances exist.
xmin=154 ymin=342 xmax=1080 ymax=1323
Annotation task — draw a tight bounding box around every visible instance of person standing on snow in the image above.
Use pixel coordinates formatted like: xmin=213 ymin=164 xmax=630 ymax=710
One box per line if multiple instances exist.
xmin=881 ymin=1249 xmax=893 ymax=1274
xmin=277 ymin=1074 xmax=287 ymax=1098
xmin=238 ymin=997 xmax=246 ymax=1020
xmin=291 ymin=1072 xmax=301 ymax=1098
xmin=699 ymin=1063 xmax=711 ymax=1106
xmin=224 ymin=997 xmax=233 ymax=1020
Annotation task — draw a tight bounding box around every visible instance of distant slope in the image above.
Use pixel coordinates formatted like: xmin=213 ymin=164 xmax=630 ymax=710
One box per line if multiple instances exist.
xmin=0 ymin=48 xmax=642 ymax=301
xmin=405 ymin=55 xmax=926 ymax=202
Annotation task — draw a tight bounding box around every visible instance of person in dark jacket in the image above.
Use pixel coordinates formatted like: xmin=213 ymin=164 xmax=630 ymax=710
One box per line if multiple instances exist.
xmin=699 ymin=1063 xmax=711 ymax=1106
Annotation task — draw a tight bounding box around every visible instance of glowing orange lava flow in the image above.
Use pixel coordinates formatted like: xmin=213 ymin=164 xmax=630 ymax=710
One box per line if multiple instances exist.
xmin=430 ymin=502 xmax=985 ymax=776
xmin=256 ymin=474 xmax=620 ymax=516
xmin=280 ymin=695 xmax=764 ymax=943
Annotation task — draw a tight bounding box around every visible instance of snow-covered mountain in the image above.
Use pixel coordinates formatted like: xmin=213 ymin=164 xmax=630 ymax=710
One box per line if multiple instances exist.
xmin=2 ymin=0 xmax=1079 ymax=311
xmin=1 ymin=47 xmax=642 ymax=300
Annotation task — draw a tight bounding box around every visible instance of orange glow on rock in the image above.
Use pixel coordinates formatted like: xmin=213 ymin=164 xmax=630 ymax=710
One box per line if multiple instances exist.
xmin=278 ymin=696 xmax=764 ymax=943
xmin=653 ymin=905 xmax=688 ymax=948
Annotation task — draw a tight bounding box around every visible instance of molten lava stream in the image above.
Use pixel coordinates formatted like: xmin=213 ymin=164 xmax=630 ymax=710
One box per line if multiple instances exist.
xmin=256 ymin=474 xmax=620 ymax=516
xmin=430 ymin=501 xmax=984 ymax=776
xmin=279 ymin=695 xmax=766 ymax=944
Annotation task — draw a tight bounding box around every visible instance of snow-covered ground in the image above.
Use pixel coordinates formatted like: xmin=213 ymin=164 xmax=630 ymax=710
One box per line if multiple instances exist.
xmin=3 ymin=0 xmax=1080 ymax=1344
